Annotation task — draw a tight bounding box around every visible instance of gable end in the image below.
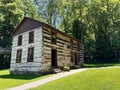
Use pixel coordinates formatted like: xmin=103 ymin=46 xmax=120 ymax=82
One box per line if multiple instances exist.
xmin=12 ymin=17 xmax=42 ymax=36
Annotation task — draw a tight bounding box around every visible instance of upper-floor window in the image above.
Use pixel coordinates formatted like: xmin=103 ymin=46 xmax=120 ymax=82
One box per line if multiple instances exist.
xmin=29 ymin=31 xmax=34 ymax=44
xmin=18 ymin=35 xmax=22 ymax=46
xmin=75 ymin=53 xmax=78 ymax=65
xmin=70 ymin=43 xmax=73 ymax=49
xmin=51 ymin=32 xmax=56 ymax=44
xmin=27 ymin=47 xmax=34 ymax=62
xmin=77 ymin=44 xmax=80 ymax=51
xmin=70 ymin=40 xmax=73 ymax=49
xmin=67 ymin=43 xmax=71 ymax=49
xmin=16 ymin=49 xmax=22 ymax=63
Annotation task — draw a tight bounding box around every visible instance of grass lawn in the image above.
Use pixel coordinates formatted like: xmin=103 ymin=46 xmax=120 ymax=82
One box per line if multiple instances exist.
xmin=0 ymin=69 xmax=52 ymax=90
xmin=30 ymin=67 xmax=120 ymax=90
xmin=84 ymin=63 xmax=120 ymax=68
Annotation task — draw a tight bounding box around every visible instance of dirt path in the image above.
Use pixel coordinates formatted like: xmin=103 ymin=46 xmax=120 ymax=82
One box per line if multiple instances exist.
xmin=7 ymin=68 xmax=87 ymax=90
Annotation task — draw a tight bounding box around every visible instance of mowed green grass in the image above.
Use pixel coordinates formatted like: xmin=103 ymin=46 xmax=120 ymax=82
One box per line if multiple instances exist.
xmin=0 ymin=70 xmax=52 ymax=90
xmin=30 ymin=67 xmax=120 ymax=90
xmin=84 ymin=63 xmax=120 ymax=68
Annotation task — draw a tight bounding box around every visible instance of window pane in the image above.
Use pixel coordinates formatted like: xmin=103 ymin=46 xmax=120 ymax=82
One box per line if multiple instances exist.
xmin=75 ymin=53 xmax=78 ymax=65
xmin=16 ymin=49 xmax=22 ymax=63
xmin=27 ymin=47 xmax=34 ymax=62
xmin=29 ymin=31 xmax=34 ymax=43
xmin=51 ymin=33 xmax=56 ymax=44
xmin=18 ymin=35 xmax=22 ymax=46
xmin=71 ymin=52 xmax=74 ymax=63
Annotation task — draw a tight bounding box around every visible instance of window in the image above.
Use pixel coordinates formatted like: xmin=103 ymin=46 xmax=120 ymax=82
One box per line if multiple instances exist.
xmin=51 ymin=32 xmax=56 ymax=44
xmin=70 ymin=40 xmax=73 ymax=49
xmin=27 ymin=47 xmax=34 ymax=62
xmin=68 ymin=44 xmax=71 ymax=48
xmin=77 ymin=43 xmax=80 ymax=51
xmin=29 ymin=31 xmax=34 ymax=43
xmin=18 ymin=35 xmax=22 ymax=46
xmin=70 ymin=43 xmax=73 ymax=49
xmin=75 ymin=53 xmax=78 ymax=65
xmin=16 ymin=49 xmax=22 ymax=63
xmin=71 ymin=52 xmax=75 ymax=63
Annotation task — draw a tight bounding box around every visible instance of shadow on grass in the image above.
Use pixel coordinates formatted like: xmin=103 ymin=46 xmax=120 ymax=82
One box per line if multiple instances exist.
xmin=0 ymin=74 xmax=42 ymax=80
xmin=83 ymin=63 xmax=120 ymax=68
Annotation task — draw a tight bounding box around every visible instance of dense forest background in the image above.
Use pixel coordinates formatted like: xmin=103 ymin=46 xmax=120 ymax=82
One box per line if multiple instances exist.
xmin=0 ymin=0 xmax=120 ymax=69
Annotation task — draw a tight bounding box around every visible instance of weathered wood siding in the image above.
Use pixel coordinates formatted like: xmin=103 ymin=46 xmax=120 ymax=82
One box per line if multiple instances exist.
xmin=41 ymin=27 xmax=84 ymax=72
xmin=10 ymin=26 xmax=84 ymax=74
xmin=12 ymin=18 xmax=42 ymax=36
xmin=41 ymin=28 xmax=51 ymax=72
xmin=10 ymin=27 xmax=43 ymax=74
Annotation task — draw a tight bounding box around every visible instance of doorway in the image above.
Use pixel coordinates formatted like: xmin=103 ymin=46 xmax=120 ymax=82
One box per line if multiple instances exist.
xmin=51 ymin=49 xmax=57 ymax=67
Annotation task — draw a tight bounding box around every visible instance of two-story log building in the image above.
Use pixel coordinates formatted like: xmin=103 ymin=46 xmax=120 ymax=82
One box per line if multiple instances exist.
xmin=10 ymin=17 xmax=84 ymax=74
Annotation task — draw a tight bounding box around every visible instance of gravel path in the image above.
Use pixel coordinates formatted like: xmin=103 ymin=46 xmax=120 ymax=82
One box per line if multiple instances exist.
xmin=7 ymin=68 xmax=87 ymax=90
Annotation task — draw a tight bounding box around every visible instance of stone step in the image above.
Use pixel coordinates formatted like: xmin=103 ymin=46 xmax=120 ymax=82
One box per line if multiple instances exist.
xmin=52 ymin=68 xmax=62 ymax=73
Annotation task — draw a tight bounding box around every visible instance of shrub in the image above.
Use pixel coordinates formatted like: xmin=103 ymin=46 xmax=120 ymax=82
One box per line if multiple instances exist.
xmin=70 ymin=65 xmax=80 ymax=69
xmin=63 ymin=66 xmax=70 ymax=71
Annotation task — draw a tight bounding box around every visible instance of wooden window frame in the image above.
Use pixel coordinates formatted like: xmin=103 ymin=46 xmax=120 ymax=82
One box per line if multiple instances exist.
xmin=27 ymin=47 xmax=34 ymax=62
xmin=77 ymin=43 xmax=80 ymax=51
xmin=29 ymin=31 xmax=34 ymax=44
xmin=18 ymin=35 xmax=22 ymax=46
xmin=71 ymin=51 xmax=75 ymax=63
xmin=75 ymin=53 xmax=78 ymax=65
xmin=51 ymin=32 xmax=56 ymax=44
xmin=16 ymin=49 xmax=22 ymax=63
xmin=70 ymin=40 xmax=73 ymax=49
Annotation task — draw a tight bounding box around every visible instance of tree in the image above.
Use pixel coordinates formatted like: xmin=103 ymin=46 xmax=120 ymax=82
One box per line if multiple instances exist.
xmin=85 ymin=0 xmax=120 ymax=62
xmin=34 ymin=0 xmax=60 ymax=27
xmin=0 ymin=0 xmax=24 ymax=47
xmin=0 ymin=0 xmax=24 ymax=69
xmin=22 ymin=0 xmax=38 ymax=19
xmin=58 ymin=0 xmax=88 ymax=34
xmin=72 ymin=19 xmax=86 ymax=42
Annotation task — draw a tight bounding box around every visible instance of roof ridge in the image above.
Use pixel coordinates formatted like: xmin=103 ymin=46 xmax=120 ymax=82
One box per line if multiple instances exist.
xmin=12 ymin=17 xmax=82 ymax=43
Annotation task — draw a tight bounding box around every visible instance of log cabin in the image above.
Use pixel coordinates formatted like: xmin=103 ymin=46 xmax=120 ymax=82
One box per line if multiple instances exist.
xmin=10 ymin=17 xmax=84 ymax=74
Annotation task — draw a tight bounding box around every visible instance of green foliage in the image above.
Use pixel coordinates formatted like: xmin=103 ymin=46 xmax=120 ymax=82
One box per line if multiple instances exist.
xmin=22 ymin=0 xmax=39 ymax=19
xmin=63 ymin=66 xmax=70 ymax=71
xmin=0 ymin=0 xmax=120 ymax=67
xmin=0 ymin=0 xmax=24 ymax=69
xmin=0 ymin=0 xmax=24 ymax=47
xmin=59 ymin=0 xmax=87 ymax=34
xmin=72 ymin=19 xmax=86 ymax=42
xmin=84 ymin=0 xmax=120 ymax=62
xmin=0 ymin=54 xmax=11 ymax=69
xmin=70 ymin=65 xmax=80 ymax=69
xmin=34 ymin=0 xmax=60 ymax=27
